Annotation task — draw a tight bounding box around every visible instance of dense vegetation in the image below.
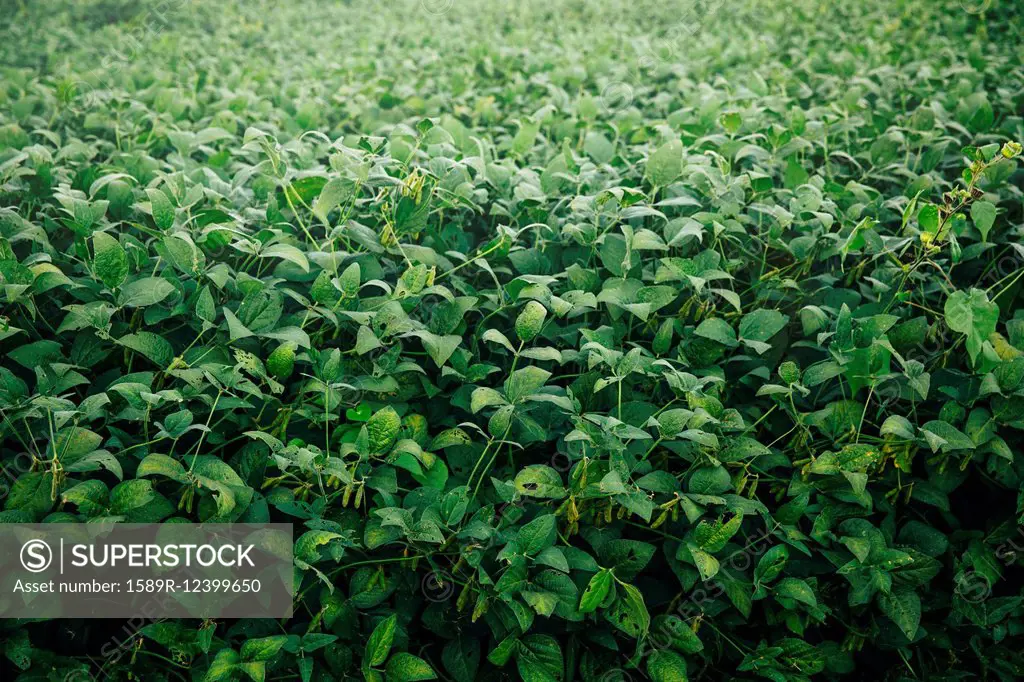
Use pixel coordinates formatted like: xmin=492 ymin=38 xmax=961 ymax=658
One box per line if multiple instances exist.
xmin=2 ymin=0 xmax=1024 ymax=680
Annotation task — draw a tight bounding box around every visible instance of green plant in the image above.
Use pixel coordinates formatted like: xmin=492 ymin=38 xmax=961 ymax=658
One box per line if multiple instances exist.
xmin=2 ymin=0 xmax=1024 ymax=680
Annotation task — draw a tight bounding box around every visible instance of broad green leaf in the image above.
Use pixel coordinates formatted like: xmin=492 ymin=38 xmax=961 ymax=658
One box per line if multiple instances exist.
xmin=261 ymin=243 xmax=309 ymax=272
xmin=119 ymin=277 xmax=175 ymax=308
xmin=117 ymin=331 xmax=173 ymax=368
xmin=137 ymin=453 xmax=187 ymax=481
xmin=754 ymin=545 xmax=789 ymax=585
xmin=146 ymin=188 xmax=175 ymax=230
xmin=365 ymin=614 xmax=397 ymax=667
xmin=515 ymin=635 xmax=563 ymax=682
xmin=970 ymin=200 xmax=996 ymax=241
xmin=516 ymin=301 xmax=547 ymax=342
xmin=604 ymin=582 xmax=650 ymax=638
xmin=694 ymin=318 xmax=737 ymax=347
xmin=385 ymin=653 xmax=436 ymax=682
xmin=504 ymin=366 xmax=551 ymax=402
xmin=944 ymin=288 xmax=998 ymax=363
xmin=579 ymin=569 xmax=613 ymax=613
xmin=93 ymin=231 xmax=128 ymax=288
xmin=647 ymin=650 xmax=688 ymax=682
xmin=879 ymin=588 xmax=921 ymax=640
xmin=241 ymin=635 xmax=288 ymax=662
xmin=646 ymin=139 xmax=683 ymax=186
xmin=366 ymin=406 xmax=401 ymax=454
xmin=109 ymin=479 xmax=155 ymax=515
xmin=739 ymin=309 xmax=788 ymax=343
xmin=516 ymin=514 xmax=557 ymax=556
xmin=312 ymin=176 xmax=357 ymax=225
xmin=514 ymin=465 xmax=566 ymax=499
xmin=694 ymin=513 xmax=743 ymax=553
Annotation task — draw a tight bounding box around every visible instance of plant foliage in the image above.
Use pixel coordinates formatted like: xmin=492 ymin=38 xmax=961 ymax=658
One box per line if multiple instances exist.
xmin=1 ymin=0 xmax=1024 ymax=680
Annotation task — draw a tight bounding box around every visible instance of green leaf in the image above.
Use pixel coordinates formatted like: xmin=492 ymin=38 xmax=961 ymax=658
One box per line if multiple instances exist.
xmin=385 ymin=653 xmax=436 ymax=682
xmin=117 ymin=331 xmax=173 ymax=368
xmin=267 ymin=342 xmax=296 ymax=379
xmin=646 ymin=139 xmax=683 ymax=186
xmin=482 ymin=328 xmax=517 ymax=353
xmin=720 ymin=437 xmax=770 ymax=462
xmin=241 ymin=635 xmax=288 ymax=662
xmin=944 ymin=288 xmax=998 ymax=363
xmin=92 ymin=231 xmax=128 ymax=288
xmin=195 ymin=285 xmax=217 ymax=322
xmin=262 ymin=243 xmax=309 ymax=272
xmin=694 ymin=318 xmax=737 ymax=347
xmin=690 ymin=548 xmax=720 ymax=581
xmin=136 ymin=454 xmax=187 ymax=481
xmin=310 ymin=270 xmax=341 ymax=305
xmin=754 ymin=545 xmax=789 ymax=585
xmin=784 ymin=157 xmax=809 ymax=188
xmin=514 ymin=465 xmax=566 ymax=499
xmin=119 ymin=277 xmax=175 ymax=308
xmin=512 ymin=117 xmax=542 ymax=155
xmin=205 ymin=649 xmax=239 ymax=681
xmin=295 ymin=530 xmax=345 ymax=563
xmin=970 ymin=200 xmax=996 ymax=241
xmin=918 ymin=203 xmax=939 ymax=232
xmin=604 ymin=582 xmax=650 ymax=638
xmin=312 ymin=176 xmax=357 ymax=225
xmin=5 ymin=472 xmax=55 ymax=516
xmin=879 ymin=588 xmax=921 ymax=640
xmin=49 ymin=427 xmax=102 ymax=461
xmin=430 ymin=428 xmax=472 ymax=449
xmin=366 ymin=406 xmax=401 ymax=454
xmin=3 ymin=629 xmax=31 ymax=670
xmin=516 ymin=300 xmax=548 ymax=343
xmin=720 ymin=111 xmax=742 ymax=134
xmin=739 ymin=309 xmax=789 ymax=343
xmin=694 ymin=513 xmax=743 ymax=553
xmin=236 ymin=288 xmax=283 ymax=332
xmin=109 ymin=479 xmax=155 ymax=515
xmin=146 ymin=188 xmax=175 ymax=230
xmin=405 ymin=330 xmax=461 ymax=367
xmin=515 ymin=635 xmax=563 ymax=682
xmin=579 ymin=569 xmax=613 ymax=613
xmin=652 ymin=615 xmax=704 ymax=654
xmin=365 ymin=614 xmax=397 ymax=667
xmin=471 ymin=387 xmax=508 ymax=413
xmin=61 ymin=479 xmax=108 ymax=515
xmin=774 ymin=577 xmax=817 ymax=608
xmin=355 ymin=325 xmax=382 ymax=355
xmin=442 ymin=638 xmax=480 ymax=682
xmin=647 ymin=650 xmax=689 ymax=682
xmin=224 ymin=308 xmax=254 ymax=341
xmin=516 ymin=514 xmax=557 ymax=555
xmin=504 ymin=366 xmax=551 ymax=402
xmin=162 ymin=234 xmax=205 ymax=276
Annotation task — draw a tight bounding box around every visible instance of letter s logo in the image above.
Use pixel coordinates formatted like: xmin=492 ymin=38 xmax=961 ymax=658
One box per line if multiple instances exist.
xmin=20 ymin=539 xmax=53 ymax=573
